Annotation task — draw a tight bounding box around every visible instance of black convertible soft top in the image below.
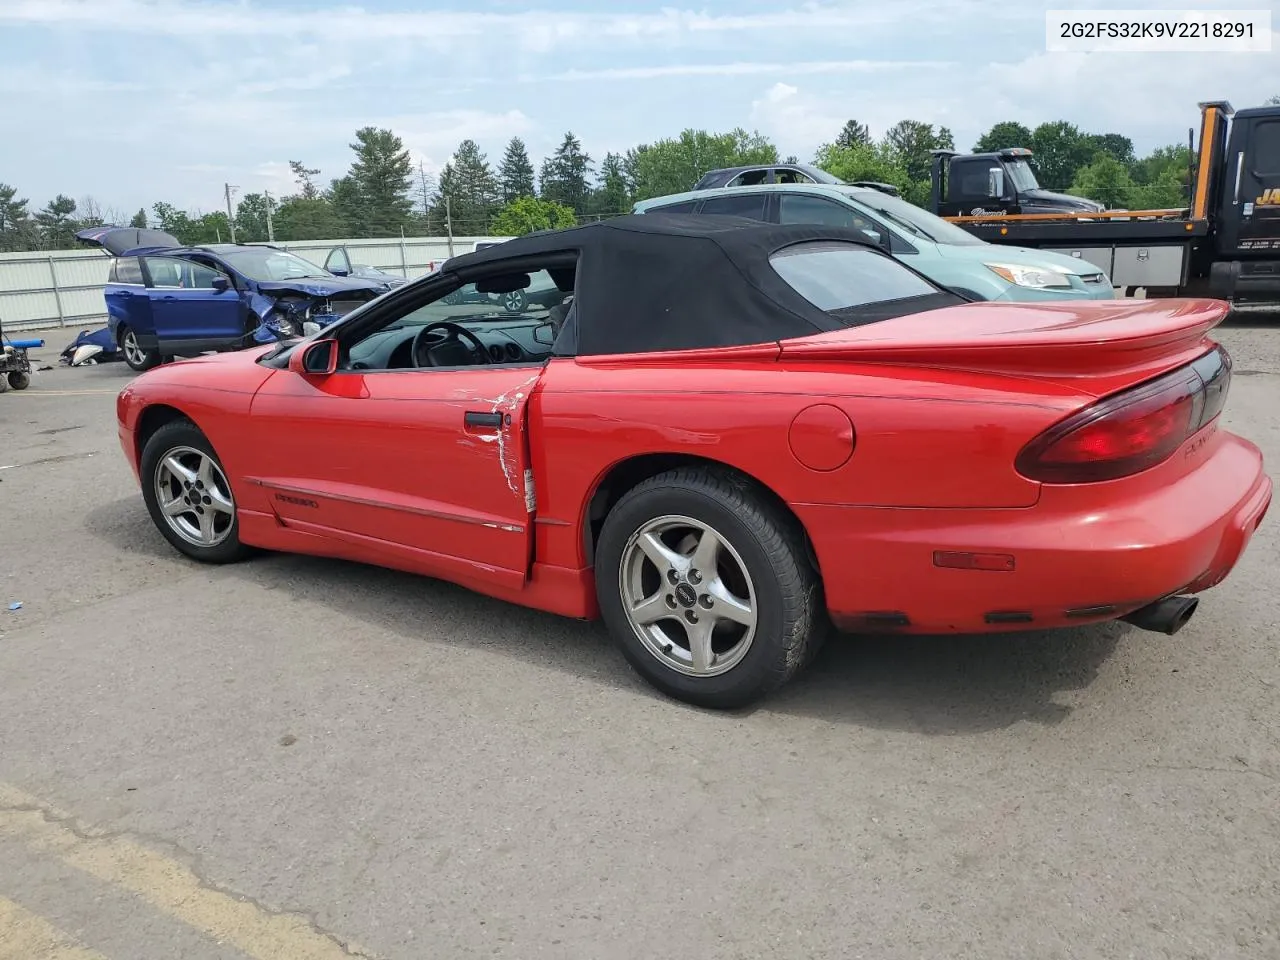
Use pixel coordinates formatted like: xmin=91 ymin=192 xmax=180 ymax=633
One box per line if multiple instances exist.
xmin=440 ymin=214 xmax=947 ymax=356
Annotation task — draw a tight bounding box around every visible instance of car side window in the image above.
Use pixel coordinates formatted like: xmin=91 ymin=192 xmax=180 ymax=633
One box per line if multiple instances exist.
xmin=143 ymin=256 xmax=187 ymax=288
xmin=778 ymin=194 xmax=889 ymax=246
xmin=646 ymin=200 xmax=697 ymax=215
xmin=342 ymin=266 xmax=576 ymax=372
xmin=111 ymin=257 xmax=144 ymax=284
xmin=775 ymin=170 xmax=815 ymax=184
xmin=183 ymin=260 xmax=226 ymax=288
xmin=950 ymin=159 xmax=1000 ymax=201
xmin=324 ymin=248 xmax=350 ymax=274
xmin=142 ymin=256 xmax=224 ymax=289
xmin=698 ymin=193 xmax=768 ymax=221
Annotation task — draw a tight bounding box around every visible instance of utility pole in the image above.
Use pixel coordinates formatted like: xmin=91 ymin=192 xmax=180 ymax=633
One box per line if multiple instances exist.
xmin=445 ymin=195 xmax=455 ymax=257
xmin=264 ymin=190 xmax=276 ymax=243
xmin=224 ymin=182 xmax=239 ymax=243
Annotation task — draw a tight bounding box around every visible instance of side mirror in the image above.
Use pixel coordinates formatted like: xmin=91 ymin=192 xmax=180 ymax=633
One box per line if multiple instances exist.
xmin=987 ymin=167 xmax=1006 ymax=200
xmin=532 ymin=323 xmax=556 ymax=346
xmin=329 ymin=265 xmax=350 ymax=277
xmin=288 ymin=338 xmax=338 ymax=376
xmin=211 ymin=275 xmax=231 ymax=292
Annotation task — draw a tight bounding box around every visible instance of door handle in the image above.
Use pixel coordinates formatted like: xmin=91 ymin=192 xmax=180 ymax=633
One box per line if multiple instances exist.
xmin=464 ymin=411 xmax=502 ymax=428
xmin=162 ymin=295 xmax=177 ymax=300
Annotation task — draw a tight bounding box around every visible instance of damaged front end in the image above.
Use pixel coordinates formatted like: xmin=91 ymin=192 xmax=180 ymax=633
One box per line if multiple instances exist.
xmin=247 ymin=286 xmax=384 ymax=344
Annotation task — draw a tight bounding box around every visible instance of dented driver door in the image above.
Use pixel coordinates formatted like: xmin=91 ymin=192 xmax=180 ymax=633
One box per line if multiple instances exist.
xmin=246 ymin=364 xmax=543 ymax=591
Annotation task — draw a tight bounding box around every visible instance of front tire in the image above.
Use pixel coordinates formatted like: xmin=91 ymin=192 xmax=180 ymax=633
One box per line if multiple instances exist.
xmin=139 ymin=419 xmax=249 ymax=564
xmin=7 ymin=371 xmax=30 ymax=390
xmin=595 ymin=467 xmax=823 ymax=709
xmin=120 ymin=325 xmax=160 ymax=371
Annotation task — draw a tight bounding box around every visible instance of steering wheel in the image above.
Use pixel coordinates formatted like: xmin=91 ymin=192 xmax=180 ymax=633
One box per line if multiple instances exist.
xmin=411 ymin=321 xmax=493 ymax=368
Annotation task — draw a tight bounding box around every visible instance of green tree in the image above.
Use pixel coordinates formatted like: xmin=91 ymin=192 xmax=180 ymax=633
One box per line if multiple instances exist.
xmin=621 ymin=146 xmax=648 ymax=198
xmin=1130 ymin=172 xmax=1187 ymax=209
xmin=490 ymin=196 xmax=577 ymax=236
xmin=1070 ymin=154 xmax=1135 ymax=208
xmin=1028 ymin=121 xmax=1093 ymax=190
xmin=233 ymin=193 xmax=273 ymax=243
xmin=498 ymin=137 xmax=536 ymax=202
xmin=326 ymin=176 xmax=364 ymax=235
xmin=432 ymin=139 xmax=500 ymax=235
xmin=885 ymin=120 xmax=940 ymax=181
xmin=539 ymin=131 xmax=593 ymax=214
xmin=813 ymin=140 xmax=910 ymax=195
xmin=1082 ymin=133 xmax=1135 ymax=165
xmin=835 ymin=120 xmax=872 ymax=149
xmin=589 ymin=152 xmax=629 ymax=215
xmin=881 ymin=120 xmax=953 ymax=205
xmin=151 ymin=201 xmax=196 ymax=242
xmin=289 ymin=160 xmax=321 ymax=199
xmin=1128 ymin=144 xmax=1193 ymax=208
xmin=0 ymin=183 xmax=35 ymax=252
xmin=346 ymin=126 xmax=414 ymax=237
xmin=35 ymin=194 xmax=78 ymax=249
xmin=973 ymin=121 xmax=1033 ymax=152
xmin=1131 ymin=144 xmax=1192 ymax=186
xmin=274 ymin=196 xmax=347 ymax=241
xmin=129 ymin=208 xmax=149 ymax=228
xmin=189 ymin=212 xmax=232 ymax=244
xmin=628 ymin=128 xmax=778 ymax=200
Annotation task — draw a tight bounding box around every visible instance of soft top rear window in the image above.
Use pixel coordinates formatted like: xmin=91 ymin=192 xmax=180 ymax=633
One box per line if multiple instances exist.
xmin=769 ymin=240 xmax=962 ymax=325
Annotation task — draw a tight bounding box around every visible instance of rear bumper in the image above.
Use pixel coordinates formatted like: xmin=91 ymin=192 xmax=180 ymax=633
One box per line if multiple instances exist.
xmin=799 ymin=431 xmax=1271 ymax=634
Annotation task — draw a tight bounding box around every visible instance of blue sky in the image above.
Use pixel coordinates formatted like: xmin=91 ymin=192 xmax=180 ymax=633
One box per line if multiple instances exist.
xmin=1 ymin=0 xmax=1276 ymax=219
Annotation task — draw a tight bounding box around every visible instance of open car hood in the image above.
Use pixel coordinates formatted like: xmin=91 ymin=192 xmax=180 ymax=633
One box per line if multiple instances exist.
xmin=76 ymin=226 xmax=182 ymax=256
xmin=255 ymin=277 xmax=386 ymax=297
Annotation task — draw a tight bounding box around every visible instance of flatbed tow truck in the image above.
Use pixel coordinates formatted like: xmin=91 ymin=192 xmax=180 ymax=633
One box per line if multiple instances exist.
xmin=928 ymin=101 xmax=1280 ymax=313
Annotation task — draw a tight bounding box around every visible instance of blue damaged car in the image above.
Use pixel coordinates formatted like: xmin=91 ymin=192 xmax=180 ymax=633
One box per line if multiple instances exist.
xmin=76 ymin=227 xmax=388 ymax=371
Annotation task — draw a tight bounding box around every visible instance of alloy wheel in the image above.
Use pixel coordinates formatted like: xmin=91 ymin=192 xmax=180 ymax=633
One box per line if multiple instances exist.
xmin=618 ymin=514 xmax=758 ymax=678
xmin=153 ymin=446 xmax=236 ymax=547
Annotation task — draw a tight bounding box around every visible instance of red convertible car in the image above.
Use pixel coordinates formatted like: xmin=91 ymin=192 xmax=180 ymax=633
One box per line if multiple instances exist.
xmin=116 ymin=215 xmax=1271 ymax=708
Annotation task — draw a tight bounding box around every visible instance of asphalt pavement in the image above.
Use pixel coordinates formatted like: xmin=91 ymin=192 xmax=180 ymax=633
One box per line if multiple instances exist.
xmin=1 ymin=325 xmax=1277 ymax=960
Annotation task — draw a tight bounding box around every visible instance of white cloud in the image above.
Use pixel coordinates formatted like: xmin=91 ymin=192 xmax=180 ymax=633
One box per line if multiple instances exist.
xmin=0 ymin=0 xmax=1036 ymax=44
xmin=3 ymin=0 xmax=1277 ymax=216
xmin=533 ymin=59 xmax=955 ymax=83
xmin=749 ymin=83 xmax=848 ymax=156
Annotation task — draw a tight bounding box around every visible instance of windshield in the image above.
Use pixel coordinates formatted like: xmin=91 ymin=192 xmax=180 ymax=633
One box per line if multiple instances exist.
xmin=847 ymin=189 xmax=987 ymax=246
xmin=219 ymin=249 xmax=330 ymax=281
xmin=1006 ymin=160 xmax=1040 ymax=192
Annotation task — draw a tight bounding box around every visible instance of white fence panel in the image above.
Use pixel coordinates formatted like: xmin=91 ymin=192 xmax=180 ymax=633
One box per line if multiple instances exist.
xmin=0 ymin=236 xmax=508 ymax=332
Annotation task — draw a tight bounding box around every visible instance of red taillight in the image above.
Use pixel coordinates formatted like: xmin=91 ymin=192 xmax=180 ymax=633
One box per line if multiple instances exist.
xmin=1016 ymin=346 xmax=1231 ymax=484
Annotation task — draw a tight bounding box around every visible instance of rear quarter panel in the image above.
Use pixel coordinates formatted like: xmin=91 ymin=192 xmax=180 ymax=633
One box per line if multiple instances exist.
xmin=531 ymin=357 xmax=1093 ymax=569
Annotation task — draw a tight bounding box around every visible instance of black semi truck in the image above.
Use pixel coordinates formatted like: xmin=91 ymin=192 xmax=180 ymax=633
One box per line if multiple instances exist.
xmin=928 ymin=101 xmax=1280 ymax=313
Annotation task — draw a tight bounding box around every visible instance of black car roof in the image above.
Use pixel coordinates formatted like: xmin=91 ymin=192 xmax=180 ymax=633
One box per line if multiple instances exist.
xmin=441 ymin=213 xmax=941 ymax=356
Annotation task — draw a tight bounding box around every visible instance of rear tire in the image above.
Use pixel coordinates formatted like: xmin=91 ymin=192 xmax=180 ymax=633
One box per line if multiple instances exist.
xmin=595 ymin=467 xmax=823 ymax=709
xmin=120 ymin=325 xmax=160 ymax=372
xmin=7 ymin=371 xmax=30 ymax=390
xmin=140 ymin=419 xmax=250 ymax=564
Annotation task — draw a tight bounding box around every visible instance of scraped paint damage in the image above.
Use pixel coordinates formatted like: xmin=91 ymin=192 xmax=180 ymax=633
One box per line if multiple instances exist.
xmin=475 ymin=373 xmax=541 ymax=501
